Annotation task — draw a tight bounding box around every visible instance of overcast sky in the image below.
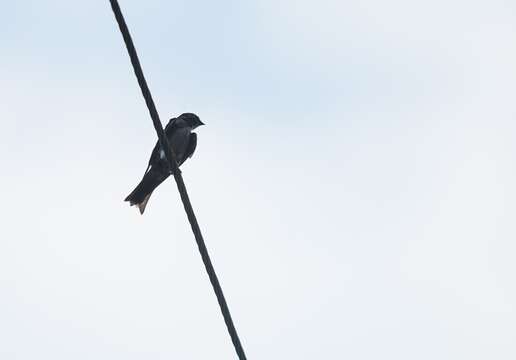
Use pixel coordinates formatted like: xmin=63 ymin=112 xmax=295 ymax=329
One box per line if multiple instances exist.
xmin=1 ymin=1 xmax=516 ymax=359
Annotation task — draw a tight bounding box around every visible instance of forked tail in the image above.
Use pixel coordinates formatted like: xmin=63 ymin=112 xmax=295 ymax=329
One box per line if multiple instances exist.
xmin=125 ymin=168 xmax=168 ymax=214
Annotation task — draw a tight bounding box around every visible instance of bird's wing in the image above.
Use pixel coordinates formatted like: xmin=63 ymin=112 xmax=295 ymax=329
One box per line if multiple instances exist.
xmin=179 ymin=132 xmax=197 ymax=166
xmin=164 ymin=117 xmax=178 ymax=135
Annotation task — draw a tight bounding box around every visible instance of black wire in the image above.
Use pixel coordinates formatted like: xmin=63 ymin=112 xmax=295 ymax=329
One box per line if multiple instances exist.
xmin=109 ymin=1 xmax=247 ymax=359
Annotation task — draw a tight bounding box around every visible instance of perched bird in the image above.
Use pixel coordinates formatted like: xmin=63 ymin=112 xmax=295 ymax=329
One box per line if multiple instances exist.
xmin=125 ymin=112 xmax=204 ymax=214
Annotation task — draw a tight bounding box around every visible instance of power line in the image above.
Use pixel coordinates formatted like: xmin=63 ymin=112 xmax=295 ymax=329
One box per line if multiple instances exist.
xmin=108 ymin=1 xmax=248 ymax=359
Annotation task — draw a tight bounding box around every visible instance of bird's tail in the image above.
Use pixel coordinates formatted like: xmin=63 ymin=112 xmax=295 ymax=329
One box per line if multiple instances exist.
xmin=124 ymin=168 xmax=168 ymax=214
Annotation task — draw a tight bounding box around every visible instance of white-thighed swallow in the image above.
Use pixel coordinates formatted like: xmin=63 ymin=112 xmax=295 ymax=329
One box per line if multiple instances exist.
xmin=125 ymin=113 xmax=204 ymax=214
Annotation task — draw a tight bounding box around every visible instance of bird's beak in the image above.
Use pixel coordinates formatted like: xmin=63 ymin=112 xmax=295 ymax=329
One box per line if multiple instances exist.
xmin=199 ymin=120 xmax=205 ymax=126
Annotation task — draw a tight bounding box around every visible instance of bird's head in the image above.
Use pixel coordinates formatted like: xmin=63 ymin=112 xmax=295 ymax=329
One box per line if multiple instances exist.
xmin=178 ymin=112 xmax=204 ymax=129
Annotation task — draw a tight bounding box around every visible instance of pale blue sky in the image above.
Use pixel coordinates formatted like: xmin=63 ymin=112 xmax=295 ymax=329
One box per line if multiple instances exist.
xmin=1 ymin=1 xmax=516 ymax=359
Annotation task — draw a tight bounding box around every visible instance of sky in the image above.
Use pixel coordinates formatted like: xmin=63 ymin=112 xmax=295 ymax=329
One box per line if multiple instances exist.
xmin=1 ymin=0 xmax=516 ymax=359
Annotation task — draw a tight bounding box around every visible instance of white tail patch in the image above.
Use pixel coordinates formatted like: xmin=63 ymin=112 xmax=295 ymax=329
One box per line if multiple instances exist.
xmin=137 ymin=193 xmax=152 ymax=214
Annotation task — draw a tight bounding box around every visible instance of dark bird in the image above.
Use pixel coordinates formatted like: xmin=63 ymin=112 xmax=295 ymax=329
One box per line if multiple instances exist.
xmin=125 ymin=113 xmax=204 ymax=214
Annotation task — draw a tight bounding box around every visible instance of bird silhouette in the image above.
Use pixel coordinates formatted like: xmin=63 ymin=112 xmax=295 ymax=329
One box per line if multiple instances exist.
xmin=125 ymin=113 xmax=204 ymax=214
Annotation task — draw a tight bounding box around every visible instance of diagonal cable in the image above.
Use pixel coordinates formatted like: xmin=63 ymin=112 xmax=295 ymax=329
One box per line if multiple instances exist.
xmin=109 ymin=1 xmax=247 ymax=359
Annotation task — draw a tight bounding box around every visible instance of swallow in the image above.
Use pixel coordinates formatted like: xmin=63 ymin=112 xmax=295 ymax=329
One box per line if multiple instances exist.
xmin=125 ymin=112 xmax=204 ymax=214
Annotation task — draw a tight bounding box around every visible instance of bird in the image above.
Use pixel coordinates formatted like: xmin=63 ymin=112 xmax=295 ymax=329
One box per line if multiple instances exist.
xmin=125 ymin=112 xmax=204 ymax=214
